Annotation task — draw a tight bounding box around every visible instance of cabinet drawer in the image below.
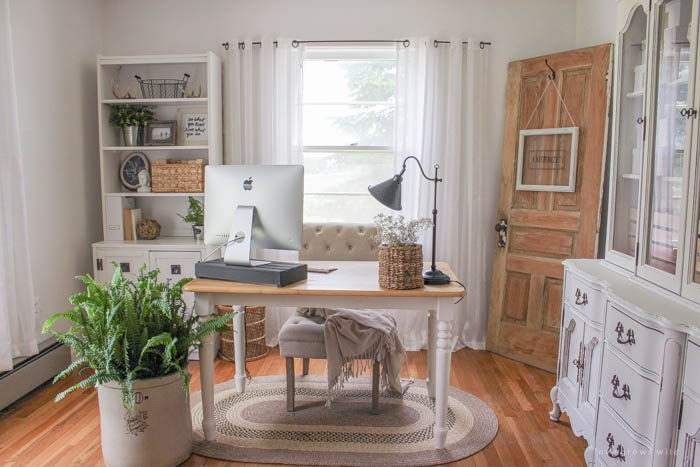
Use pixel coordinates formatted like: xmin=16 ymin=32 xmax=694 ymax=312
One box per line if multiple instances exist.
xmin=596 ymin=401 xmax=653 ymax=467
xmin=685 ymin=340 xmax=700 ymax=396
xmin=94 ymin=248 xmax=148 ymax=283
xmin=564 ymin=271 xmax=604 ymax=324
xmin=601 ymin=345 xmax=659 ymax=441
xmin=605 ymin=305 xmax=664 ymax=375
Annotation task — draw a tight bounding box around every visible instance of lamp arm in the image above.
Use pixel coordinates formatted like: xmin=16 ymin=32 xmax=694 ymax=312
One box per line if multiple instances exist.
xmin=401 ymin=156 xmax=442 ymax=183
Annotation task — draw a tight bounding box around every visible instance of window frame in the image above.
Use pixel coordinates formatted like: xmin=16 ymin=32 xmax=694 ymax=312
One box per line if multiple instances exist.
xmin=301 ymin=46 xmax=397 ymax=221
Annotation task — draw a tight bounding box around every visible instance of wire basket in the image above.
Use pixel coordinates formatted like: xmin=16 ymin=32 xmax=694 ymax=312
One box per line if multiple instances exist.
xmin=135 ymin=73 xmax=190 ymax=99
xmin=217 ymin=305 xmax=268 ymax=362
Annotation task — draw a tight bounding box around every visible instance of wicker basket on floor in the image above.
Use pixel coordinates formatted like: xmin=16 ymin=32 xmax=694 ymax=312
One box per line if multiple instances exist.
xmin=151 ymin=159 xmax=206 ymax=193
xmin=217 ymin=305 xmax=268 ymax=362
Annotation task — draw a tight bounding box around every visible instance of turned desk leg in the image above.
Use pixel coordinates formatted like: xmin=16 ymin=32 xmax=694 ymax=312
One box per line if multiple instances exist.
xmin=434 ymin=301 xmax=454 ymax=450
xmin=427 ymin=309 xmax=437 ymax=399
xmin=195 ymin=293 xmax=216 ymax=442
xmin=233 ymin=305 xmax=246 ymax=393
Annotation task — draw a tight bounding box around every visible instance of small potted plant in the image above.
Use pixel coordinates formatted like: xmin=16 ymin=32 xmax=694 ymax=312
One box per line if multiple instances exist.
xmin=43 ymin=266 xmax=234 ymax=467
xmin=178 ymin=196 xmax=204 ymax=240
xmin=373 ymin=214 xmax=432 ymax=290
xmin=109 ymin=104 xmax=155 ymax=146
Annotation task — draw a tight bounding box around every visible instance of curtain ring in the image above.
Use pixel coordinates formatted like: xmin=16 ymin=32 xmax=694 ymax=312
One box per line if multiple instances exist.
xmin=238 ymin=41 xmax=245 ymax=50
xmin=480 ymin=41 xmax=485 ymax=50
xmin=221 ymin=42 xmax=230 ymax=51
xmin=433 ymin=39 xmax=439 ymax=48
xmin=402 ymin=39 xmax=410 ymax=48
xmin=292 ymin=40 xmax=299 ymax=48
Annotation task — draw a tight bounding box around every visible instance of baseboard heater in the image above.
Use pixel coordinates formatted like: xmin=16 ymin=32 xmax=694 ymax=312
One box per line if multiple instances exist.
xmin=0 ymin=340 xmax=71 ymax=411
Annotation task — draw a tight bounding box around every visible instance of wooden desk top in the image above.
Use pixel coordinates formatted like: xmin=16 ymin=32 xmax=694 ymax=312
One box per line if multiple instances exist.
xmin=183 ymin=261 xmax=465 ymax=298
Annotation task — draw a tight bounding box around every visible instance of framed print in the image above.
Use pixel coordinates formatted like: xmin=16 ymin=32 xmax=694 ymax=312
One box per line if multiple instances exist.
xmin=516 ymin=127 xmax=579 ymax=192
xmin=177 ymin=107 xmax=208 ymax=145
xmin=120 ymin=152 xmax=150 ymax=191
xmin=145 ymin=120 xmax=177 ymax=146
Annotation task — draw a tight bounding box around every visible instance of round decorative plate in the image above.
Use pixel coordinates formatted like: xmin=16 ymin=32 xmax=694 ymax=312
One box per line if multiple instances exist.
xmin=120 ymin=152 xmax=150 ymax=191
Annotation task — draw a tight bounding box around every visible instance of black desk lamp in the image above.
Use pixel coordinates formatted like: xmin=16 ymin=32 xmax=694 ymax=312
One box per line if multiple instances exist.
xmin=368 ymin=156 xmax=451 ymax=285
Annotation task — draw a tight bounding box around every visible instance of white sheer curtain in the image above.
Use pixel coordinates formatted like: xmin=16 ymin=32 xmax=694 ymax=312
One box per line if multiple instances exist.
xmin=0 ymin=0 xmax=38 ymax=371
xmin=395 ymin=37 xmax=490 ymax=350
xmin=223 ymin=39 xmax=303 ymax=346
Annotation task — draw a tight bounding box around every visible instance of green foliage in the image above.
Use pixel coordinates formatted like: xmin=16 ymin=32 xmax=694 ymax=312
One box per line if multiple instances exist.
xmin=332 ymin=61 xmax=396 ymax=146
xmin=43 ymin=265 xmax=235 ymax=411
xmin=373 ymin=214 xmax=432 ymax=247
xmin=109 ymin=104 xmax=155 ymax=128
xmin=177 ymin=196 xmax=204 ymax=226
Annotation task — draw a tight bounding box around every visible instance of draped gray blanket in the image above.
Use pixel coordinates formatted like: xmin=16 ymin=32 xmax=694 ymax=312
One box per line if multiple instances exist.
xmin=303 ymin=308 xmax=408 ymax=407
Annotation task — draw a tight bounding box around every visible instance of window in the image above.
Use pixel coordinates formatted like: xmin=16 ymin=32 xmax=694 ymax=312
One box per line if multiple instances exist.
xmin=302 ymin=47 xmax=396 ymax=223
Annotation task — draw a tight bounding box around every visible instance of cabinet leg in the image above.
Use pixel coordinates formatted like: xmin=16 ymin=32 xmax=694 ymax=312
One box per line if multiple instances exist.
xmin=584 ymin=445 xmax=594 ymax=466
xmin=549 ymin=386 xmax=562 ymax=422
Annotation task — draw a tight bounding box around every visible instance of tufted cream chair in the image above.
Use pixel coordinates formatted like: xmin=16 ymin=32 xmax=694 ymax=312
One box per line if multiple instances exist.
xmin=299 ymin=223 xmax=379 ymax=262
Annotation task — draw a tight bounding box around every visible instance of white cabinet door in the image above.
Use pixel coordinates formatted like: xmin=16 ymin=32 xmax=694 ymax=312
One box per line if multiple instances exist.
xmin=148 ymin=251 xmax=201 ymax=314
xmin=558 ymin=306 xmax=585 ymax=411
xmin=677 ymin=393 xmax=700 ymax=467
xmin=94 ymin=248 xmax=148 ymax=283
xmin=578 ymin=322 xmax=602 ymax=424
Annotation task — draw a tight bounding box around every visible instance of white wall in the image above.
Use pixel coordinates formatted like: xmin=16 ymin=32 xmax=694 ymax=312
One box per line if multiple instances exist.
xmin=575 ymin=0 xmax=617 ymax=48
xmin=9 ymin=0 xmax=103 ymax=340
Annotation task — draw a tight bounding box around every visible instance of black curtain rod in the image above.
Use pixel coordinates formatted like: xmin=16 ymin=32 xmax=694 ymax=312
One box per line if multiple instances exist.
xmin=221 ymin=39 xmax=492 ymax=50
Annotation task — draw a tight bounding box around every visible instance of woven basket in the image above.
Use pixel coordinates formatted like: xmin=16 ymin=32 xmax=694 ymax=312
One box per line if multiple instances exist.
xmin=151 ymin=159 xmax=206 ymax=193
xmin=378 ymin=244 xmax=424 ymax=290
xmin=217 ymin=305 xmax=268 ymax=362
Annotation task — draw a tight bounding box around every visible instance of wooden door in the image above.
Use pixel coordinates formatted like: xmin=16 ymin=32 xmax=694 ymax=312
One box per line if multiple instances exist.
xmin=486 ymin=45 xmax=613 ymax=372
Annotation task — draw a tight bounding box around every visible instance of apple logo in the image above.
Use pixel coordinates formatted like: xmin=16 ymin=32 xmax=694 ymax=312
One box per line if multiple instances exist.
xmin=243 ymin=177 xmax=253 ymax=191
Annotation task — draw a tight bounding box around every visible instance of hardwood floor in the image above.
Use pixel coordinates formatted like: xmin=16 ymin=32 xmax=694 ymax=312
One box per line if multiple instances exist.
xmin=0 ymin=348 xmax=585 ymax=466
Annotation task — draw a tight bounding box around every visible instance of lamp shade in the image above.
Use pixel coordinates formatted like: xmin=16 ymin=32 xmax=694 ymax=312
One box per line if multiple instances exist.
xmin=368 ymin=174 xmax=403 ymax=211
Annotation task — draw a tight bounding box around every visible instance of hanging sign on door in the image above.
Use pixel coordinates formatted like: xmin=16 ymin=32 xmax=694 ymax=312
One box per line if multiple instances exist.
xmin=515 ymin=126 xmax=579 ymax=192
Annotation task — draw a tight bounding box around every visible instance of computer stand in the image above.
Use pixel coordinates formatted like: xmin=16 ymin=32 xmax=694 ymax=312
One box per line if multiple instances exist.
xmin=223 ymin=205 xmax=271 ymax=267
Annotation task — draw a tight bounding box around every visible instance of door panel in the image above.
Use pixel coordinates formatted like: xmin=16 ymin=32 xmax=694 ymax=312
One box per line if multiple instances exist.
xmin=94 ymin=249 xmax=148 ymax=284
xmin=486 ymin=45 xmax=613 ymax=371
xmin=677 ymin=394 xmax=700 ymax=467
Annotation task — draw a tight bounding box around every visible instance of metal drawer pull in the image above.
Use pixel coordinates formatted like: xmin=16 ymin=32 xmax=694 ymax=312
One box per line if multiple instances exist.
xmin=120 ymin=262 xmax=130 ymax=273
xmin=611 ymin=374 xmax=631 ymax=400
xmin=574 ymin=288 xmax=588 ymax=306
xmin=606 ymin=433 xmax=626 ymax=461
xmin=615 ymin=322 xmax=636 ymax=345
xmin=171 ymin=264 xmax=181 ymax=275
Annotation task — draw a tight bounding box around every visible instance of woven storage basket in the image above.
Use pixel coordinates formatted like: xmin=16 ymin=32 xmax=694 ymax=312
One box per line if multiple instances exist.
xmin=217 ymin=305 xmax=268 ymax=362
xmin=151 ymin=159 xmax=206 ymax=193
xmin=378 ymin=244 xmax=424 ymax=290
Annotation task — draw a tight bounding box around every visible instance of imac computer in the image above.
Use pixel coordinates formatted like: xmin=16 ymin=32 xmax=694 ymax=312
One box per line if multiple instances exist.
xmin=204 ymin=165 xmax=304 ymax=267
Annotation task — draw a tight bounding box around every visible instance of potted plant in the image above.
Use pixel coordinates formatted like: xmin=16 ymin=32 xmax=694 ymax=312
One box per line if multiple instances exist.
xmin=373 ymin=214 xmax=432 ymax=290
xmin=109 ymin=104 xmax=155 ymax=146
xmin=178 ymin=196 xmax=204 ymax=240
xmin=43 ymin=266 xmax=234 ymax=467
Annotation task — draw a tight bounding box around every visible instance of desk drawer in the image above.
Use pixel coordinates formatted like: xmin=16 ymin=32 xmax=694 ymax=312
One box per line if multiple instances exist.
xmin=564 ymin=270 xmax=604 ymax=324
xmin=600 ymin=346 xmax=659 ymax=441
xmin=685 ymin=340 xmax=700 ymax=395
xmin=605 ymin=305 xmax=664 ymax=375
xmin=596 ymin=401 xmax=653 ymax=467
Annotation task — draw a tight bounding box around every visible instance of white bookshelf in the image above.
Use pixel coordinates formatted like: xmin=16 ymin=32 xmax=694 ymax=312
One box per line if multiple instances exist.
xmin=92 ymin=52 xmax=222 ymax=286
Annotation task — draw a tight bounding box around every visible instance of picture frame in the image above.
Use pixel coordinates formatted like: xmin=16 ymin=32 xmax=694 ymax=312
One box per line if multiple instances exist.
xmin=120 ymin=152 xmax=150 ymax=191
xmin=515 ymin=126 xmax=579 ymax=192
xmin=145 ymin=120 xmax=177 ymax=146
xmin=176 ymin=107 xmax=208 ymax=146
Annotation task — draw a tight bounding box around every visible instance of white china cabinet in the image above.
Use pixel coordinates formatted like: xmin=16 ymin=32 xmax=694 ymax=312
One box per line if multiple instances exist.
xmin=550 ymin=1 xmax=700 ymax=465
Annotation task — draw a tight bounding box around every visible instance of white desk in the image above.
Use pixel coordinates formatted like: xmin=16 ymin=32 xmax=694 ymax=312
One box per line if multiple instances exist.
xmin=183 ymin=261 xmax=465 ymax=449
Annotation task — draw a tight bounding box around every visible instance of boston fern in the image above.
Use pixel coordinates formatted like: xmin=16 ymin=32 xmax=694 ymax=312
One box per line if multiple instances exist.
xmin=43 ymin=265 xmax=234 ymax=411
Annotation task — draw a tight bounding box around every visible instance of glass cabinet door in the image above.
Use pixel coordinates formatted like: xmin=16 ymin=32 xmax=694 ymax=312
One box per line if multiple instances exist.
xmin=609 ymin=5 xmax=649 ymax=264
xmin=642 ymin=0 xmax=694 ymax=288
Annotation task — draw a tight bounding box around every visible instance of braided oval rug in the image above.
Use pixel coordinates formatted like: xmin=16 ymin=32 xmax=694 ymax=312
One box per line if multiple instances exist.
xmin=190 ymin=375 xmax=498 ymax=466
